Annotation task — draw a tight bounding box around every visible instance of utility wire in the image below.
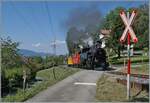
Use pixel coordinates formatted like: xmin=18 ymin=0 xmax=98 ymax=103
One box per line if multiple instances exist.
xmin=10 ymin=2 xmax=36 ymax=36
xmin=11 ymin=2 xmax=51 ymax=53
xmin=44 ymin=1 xmax=56 ymax=55
xmin=10 ymin=2 xmax=58 ymax=54
xmin=44 ymin=1 xmax=55 ymax=37
xmin=29 ymin=4 xmax=50 ymax=42
xmin=44 ymin=2 xmax=57 ymax=80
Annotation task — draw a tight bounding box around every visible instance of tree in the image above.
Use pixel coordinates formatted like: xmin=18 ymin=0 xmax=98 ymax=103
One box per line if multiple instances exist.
xmin=102 ymin=4 xmax=149 ymax=58
xmin=132 ymin=4 xmax=149 ymax=49
xmin=1 ymin=37 xmax=23 ymax=96
xmin=102 ymin=7 xmax=126 ymax=58
xmin=1 ymin=37 xmax=22 ymax=69
xmin=32 ymin=56 xmax=43 ymax=64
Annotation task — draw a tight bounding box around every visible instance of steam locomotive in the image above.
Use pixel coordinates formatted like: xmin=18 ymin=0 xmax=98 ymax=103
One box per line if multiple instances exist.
xmin=67 ymin=40 xmax=109 ymax=70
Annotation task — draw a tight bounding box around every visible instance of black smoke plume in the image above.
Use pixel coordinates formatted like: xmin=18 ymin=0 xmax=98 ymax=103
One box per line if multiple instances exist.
xmin=65 ymin=4 xmax=102 ymax=53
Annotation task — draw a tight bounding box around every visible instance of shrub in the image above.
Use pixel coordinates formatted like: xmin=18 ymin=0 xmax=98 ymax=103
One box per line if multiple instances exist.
xmin=4 ymin=68 xmax=23 ymax=87
xmin=1 ymin=67 xmax=23 ymax=97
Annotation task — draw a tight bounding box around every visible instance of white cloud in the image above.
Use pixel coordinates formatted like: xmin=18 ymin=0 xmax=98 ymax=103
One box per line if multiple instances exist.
xmin=32 ymin=43 xmax=41 ymax=47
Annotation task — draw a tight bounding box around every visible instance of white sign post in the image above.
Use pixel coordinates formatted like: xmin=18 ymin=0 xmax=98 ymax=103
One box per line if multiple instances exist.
xmin=119 ymin=10 xmax=138 ymax=100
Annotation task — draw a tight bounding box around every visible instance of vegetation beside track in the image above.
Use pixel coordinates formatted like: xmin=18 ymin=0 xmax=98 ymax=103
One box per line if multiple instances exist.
xmin=96 ymin=74 xmax=149 ymax=102
xmin=1 ymin=37 xmax=70 ymax=101
xmin=118 ymin=64 xmax=149 ymax=75
xmin=109 ymin=56 xmax=149 ymax=65
xmin=2 ymin=66 xmax=80 ymax=102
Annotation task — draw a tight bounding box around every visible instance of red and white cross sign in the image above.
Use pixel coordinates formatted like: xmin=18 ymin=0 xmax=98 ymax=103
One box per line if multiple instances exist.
xmin=120 ymin=10 xmax=138 ymax=43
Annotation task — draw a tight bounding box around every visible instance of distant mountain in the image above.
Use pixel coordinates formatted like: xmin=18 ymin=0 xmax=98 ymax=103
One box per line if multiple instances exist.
xmin=18 ymin=49 xmax=52 ymax=57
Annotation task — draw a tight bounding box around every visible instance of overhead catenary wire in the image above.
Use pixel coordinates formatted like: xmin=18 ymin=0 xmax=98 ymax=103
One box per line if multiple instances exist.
xmin=10 ymin=1 xmax=57 ymax=54
xmin=44 ymin=1 xmax=57 ymax=80
xmin=29 ymin=4 xmax=50 ymax=43
xmin=44 ymin=1 xmax=56 ymax=55
xmin=10 ymin=2 xmax=37 ymax=37
xmin=10 ymin=2 xmax=52 ymax=53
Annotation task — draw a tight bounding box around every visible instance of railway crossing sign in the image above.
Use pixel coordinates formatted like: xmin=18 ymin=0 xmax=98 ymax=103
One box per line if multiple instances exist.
xmin=119 ymin=10 xmax=138 ymax=100
xmin=120 ymin=10 xmax=138 ymax=43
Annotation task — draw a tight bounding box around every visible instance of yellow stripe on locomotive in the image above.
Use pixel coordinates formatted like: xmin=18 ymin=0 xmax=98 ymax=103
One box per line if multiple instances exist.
xmin=67 ymin=56 xmax=73 ymax=65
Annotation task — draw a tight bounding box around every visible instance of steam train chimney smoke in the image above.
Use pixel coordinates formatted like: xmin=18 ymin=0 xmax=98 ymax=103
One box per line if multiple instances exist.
xmin=65 ymin=4 xmax=102 ymax=52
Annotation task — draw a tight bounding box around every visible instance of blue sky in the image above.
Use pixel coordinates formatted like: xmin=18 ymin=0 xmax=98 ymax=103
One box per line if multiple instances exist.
xmin=2 ymin=0 xmax=148 ymax=55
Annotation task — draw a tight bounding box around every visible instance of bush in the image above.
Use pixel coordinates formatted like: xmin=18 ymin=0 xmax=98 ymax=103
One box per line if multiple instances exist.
xmin=4 ymin=68 xmax=23 ymax=80
xmin=1 ymin=66 xmax=40 ymax=97
xmin=4 ymin=68 xmax=23 ymax=87
xmin=2 ymin=66 xmax=80 ymax=102
xmin=1 ymin=67 xmax=23 ymax=96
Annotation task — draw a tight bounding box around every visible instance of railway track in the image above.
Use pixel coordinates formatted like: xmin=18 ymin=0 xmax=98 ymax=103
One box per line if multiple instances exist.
xmin=108 ymin=71 xmax=149 ymax=79
xmin=107 ymin=71 xmax=149 ymax=92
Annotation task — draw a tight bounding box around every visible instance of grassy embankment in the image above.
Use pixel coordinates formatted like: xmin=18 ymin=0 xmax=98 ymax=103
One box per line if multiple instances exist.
xmin=119 ymin=64 xmax=149 ymax=75
xmin=96 ymin=74 xmax=149 ymax=102
xmin=96 ymin=63 xmax=149 ymax=101
xmin=2 ymin=66 xmax=80 ymax=102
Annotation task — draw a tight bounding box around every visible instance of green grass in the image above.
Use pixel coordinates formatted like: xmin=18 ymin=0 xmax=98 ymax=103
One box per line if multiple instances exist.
xmin=96 ymin=74 xmax=149 ymax=102
xmin=109 ymin=56 xmax=149 ymax=64
xmin=2 ymin=66 xmax=80 ymax=102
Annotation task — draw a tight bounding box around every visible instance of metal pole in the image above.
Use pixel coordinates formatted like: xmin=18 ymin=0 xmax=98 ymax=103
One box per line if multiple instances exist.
xmin=124 ymin=54 xmax=126 ymax=69
xmin=53 ymin=40 xmax=56 ymax=80
xmin=127 ymin=11 xmax=131 ymax=100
